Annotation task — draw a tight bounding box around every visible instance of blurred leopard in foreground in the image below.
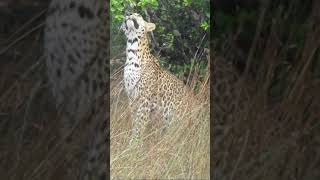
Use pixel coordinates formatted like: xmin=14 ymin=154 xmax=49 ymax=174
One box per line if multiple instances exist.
xmin=44 ymin=0 xmax=108 ymax=179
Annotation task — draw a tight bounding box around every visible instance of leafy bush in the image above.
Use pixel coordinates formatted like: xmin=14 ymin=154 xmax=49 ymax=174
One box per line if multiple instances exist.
xmin=110 ymin=0 xmax=210 ymax=78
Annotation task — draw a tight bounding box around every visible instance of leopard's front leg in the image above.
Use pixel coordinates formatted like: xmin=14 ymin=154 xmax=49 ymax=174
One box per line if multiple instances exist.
xmin=129 ymin=98 xmax=151 ymax=145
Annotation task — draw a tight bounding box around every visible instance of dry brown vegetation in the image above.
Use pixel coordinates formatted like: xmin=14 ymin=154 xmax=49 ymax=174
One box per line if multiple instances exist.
xmin=212 ymin=1 xmax=320 ymax=179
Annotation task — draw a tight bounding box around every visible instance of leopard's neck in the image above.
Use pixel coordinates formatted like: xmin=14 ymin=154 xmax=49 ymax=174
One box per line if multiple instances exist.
xmin=124 ymin=33 xmax=158 ymax=98
xmin=125 ymin=35 xmax=154 ymax=66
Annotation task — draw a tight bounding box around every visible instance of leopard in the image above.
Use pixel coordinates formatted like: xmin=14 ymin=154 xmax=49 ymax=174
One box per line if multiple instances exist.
xmin=44 ymin=0 xmax=108 ymax=179
xmin=120 ymin=13 xmax=196 ymax=144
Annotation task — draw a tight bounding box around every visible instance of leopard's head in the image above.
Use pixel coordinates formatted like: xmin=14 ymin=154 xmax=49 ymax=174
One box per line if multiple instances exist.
xmin=121 ymin=13 xmax=155 ymax=38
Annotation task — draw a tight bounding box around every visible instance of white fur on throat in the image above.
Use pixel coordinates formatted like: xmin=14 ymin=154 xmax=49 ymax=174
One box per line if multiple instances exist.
xmin=124 ymin=29 xmax=141 ymax=99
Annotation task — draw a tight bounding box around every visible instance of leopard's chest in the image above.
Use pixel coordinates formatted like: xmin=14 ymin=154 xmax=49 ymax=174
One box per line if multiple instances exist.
xmin=124 ymin=47 xmax=142 ymax=99
xmin=124 ymin=65 xmax=141 ymax=98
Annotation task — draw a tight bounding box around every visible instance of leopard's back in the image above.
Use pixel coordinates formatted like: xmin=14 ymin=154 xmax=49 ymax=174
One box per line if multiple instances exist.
xmin=135 ymin=59 xmax=193 ymax=120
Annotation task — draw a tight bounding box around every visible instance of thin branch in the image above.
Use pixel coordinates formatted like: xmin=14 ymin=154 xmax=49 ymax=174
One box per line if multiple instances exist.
xmin=244 ymin=0 xmax=270 ymax=75
xmin=0 ymin=22 xmax=44 ymax=56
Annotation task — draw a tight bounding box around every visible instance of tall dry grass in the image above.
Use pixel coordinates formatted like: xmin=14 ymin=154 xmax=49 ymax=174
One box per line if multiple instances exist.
xmin=110 ymin=55 xmax=210 ymax=179
xmin=212 ymin=1 xmax=320 ymax=179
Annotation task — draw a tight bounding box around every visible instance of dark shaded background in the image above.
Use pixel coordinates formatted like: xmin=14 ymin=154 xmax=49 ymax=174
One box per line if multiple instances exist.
xmin=212 ymin=0 xmax=320 ymax=179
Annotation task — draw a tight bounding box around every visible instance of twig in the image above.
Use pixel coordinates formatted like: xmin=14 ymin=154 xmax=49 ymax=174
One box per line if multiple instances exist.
xmin=244 ymin=0 xmax=270 ymax=75
xmin=187 ymin=33 xmax=207 ymax=85
xmin=230 ymin=130 xmax=250 ymax=180
xmin=0 ymin=22 xmax=44 ymax=56
xmin=6 ymin=9 xmax=47 ymax=44
xmin=15 ymin=81 xmax=42 ymax=170
xmin=0 ymin=55 xmax=44 ymax=103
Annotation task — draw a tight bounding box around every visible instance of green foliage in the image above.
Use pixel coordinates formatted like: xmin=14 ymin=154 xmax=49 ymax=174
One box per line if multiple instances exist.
xmin=160 ymin=57 xmax=208 ymax=85
xmin=111 ymin=0 xmax=159 ymax=22
xmin=111 ymin=0 xmax=210 ymax=77
xmin=183 ymin=0 xmax=191 ymax=6
xmin=111 ymin=1 xmax=125 ymax=21
xmin=201 ymin=21 xmax=209 ymax=30
xmin=111 ymin=0 xmax=209 ymax=31
xmin=138 ymin=0 xmax=158 ymax=9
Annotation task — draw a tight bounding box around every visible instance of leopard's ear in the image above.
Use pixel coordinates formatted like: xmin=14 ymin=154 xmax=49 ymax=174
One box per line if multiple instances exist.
xmin=145 ymin=22 xmax=156 ymax=32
